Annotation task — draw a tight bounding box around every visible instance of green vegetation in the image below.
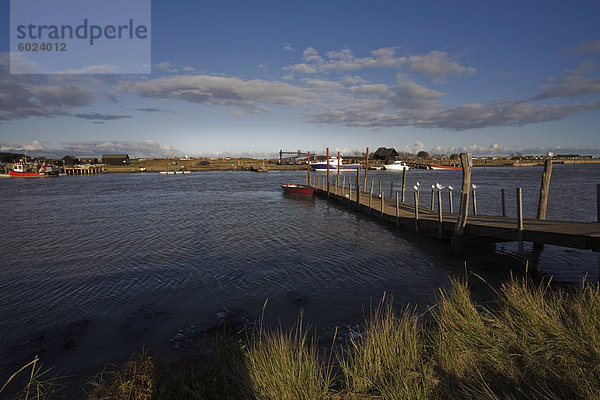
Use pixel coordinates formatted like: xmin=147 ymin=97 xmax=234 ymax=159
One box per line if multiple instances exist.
xmin=4 ymin=277 xmax=600 ymax=399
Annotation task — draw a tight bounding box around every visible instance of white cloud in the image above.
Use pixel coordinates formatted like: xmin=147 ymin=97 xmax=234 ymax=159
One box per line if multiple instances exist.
xmin=533 ymin=61 xmax=600 ymax=100
xmin=405 ymin=51 xmax=476 ymax=83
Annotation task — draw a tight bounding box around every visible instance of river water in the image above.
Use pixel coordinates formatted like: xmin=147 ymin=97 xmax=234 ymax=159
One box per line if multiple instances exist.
xmin=0 ymin=164 xmax=598 ymax=395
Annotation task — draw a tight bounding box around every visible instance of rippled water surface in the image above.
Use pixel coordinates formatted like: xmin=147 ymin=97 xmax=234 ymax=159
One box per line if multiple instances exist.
xmin=1 ymin=165 xmax=598 ymax=394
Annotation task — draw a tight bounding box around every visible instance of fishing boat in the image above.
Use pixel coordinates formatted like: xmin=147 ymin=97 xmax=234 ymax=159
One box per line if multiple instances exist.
xmin=383 ymin=161 xmax=410 ymax=171
xmin=311 ymin=158 xmax=360 ymax=172
xmin=429 ymin=164 xmax=462 ymax=171
xmin=281 ymin=184 xmax=315 ymax=197
xmin=9 ymin=159 xmax=60 ymax=177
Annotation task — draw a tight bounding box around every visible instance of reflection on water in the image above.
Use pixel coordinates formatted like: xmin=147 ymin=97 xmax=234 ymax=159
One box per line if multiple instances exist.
xmin=0 ymin=165 xmax=598 ymax=394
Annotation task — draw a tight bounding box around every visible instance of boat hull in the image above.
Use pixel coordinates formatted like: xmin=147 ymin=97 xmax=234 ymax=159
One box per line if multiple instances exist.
xmin=429 ymin=164 xmax=462 ymax=171
xmin=383 ymin=163 xmax=409 ymax=171
xmin=311 ymin=164 xmax=360 ymax=172
xmin=9 ymin=170 xmax=58 ymax=177
xmin=281 ymin=184 xmax=315 ymax=197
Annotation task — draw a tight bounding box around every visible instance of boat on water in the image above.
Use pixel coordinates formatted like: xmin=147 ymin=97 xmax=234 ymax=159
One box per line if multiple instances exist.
xmin=9 ymin=159 xmax=60 ymax=177
xmin=383 ymin=161 xmax=410 ymax=171
xmin=429 ymin=164 xmax=462 ymax=171
xmin=311 ymin=158 xmax=360 ymax=172
xmin=281 ymin=184 xmax=315 ymax=197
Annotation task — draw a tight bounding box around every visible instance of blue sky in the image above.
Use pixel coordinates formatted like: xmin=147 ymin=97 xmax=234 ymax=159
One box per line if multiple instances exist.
xmin=1 ymin=0 xmax=599 ymax=158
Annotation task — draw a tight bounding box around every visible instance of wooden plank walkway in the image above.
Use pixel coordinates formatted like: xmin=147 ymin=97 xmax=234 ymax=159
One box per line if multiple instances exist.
xmin=313 ymin=184 xmax=600 ymax=252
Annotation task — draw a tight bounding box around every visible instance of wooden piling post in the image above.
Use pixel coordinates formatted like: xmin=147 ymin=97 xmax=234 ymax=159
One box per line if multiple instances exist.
xmin=597 ymin=184 xmax=600 ymax=223
xmin=306 ymin=151 xmax=311 ymax=185
xmin=370 ymin=179 xmax=374 ymax=195
xmin=517 ymin=187 xmax=524 ymax=252
xmin=368 ymin=187 xmax=373 ymax=214
xmin=379 ymin=180 xmax=382 ymax=196
xmin=449 ymin=189 xmax=454 ymax=214
xmin=396 ymin=192 xmax=400 ymax=226
xmin=437 ymin=189 xmax=443 ymax=236
xmin=364 ymin=147 xmax=369 ymax=189
xmin=326 ymin=147 xmax=330 ymax=197
xmin=414 ymin=190 xmax=419 ymax=231
xmin=337 ymin=151 xmax=341 ymax=193
xmin=472 ymin=187 xmax=478 ymax=216
xmin=501 ymin=188 xmax=506 ymax=217
xmin=356 ymin=167 xmax=361 ymax=207
xmin=451 ymin=153 xmax=472 ymax=252
xmin=536 ymin=159 xmax=553 ymax=220
xmin=349 ymin=180 xmax=352 ymax=202
xmin=401 ymin=168 xmax=406 ymax=202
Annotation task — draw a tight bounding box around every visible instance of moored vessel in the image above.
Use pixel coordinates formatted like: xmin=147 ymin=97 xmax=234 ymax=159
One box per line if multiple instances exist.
xmin=281 ymin=184 xmax=315 ymax=197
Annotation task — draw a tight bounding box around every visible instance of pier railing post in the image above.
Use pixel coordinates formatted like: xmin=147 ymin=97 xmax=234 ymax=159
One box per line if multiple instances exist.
xmin=379 ymin=180 xmax=382 ymax=197
xmin=356 ymin=167 xmax=361 ymax=208
xmin=501 ymin=188 xmax=506 ymax=217
xmin=517 ymin=187 xmax=524 ymax=252
xmin=307 ymin=151 xmax=311 ymax=185
xmin=597 ymin=184 xmax=600 ymax=223
xmin=396 ymin=192 xmax=400 ymax=226
xmin=364 ymin=147 xmax=369 ymax=190
xmin=326 ymin=147 xmax=330 ymax=197
xmin=368 ymin=187 xmax=373 ymax=214
xmin=449 ymin=189 xmax=454 ymax=213
xmin=414 ymin=190 xmax=419 ymax=231
xmin=438 ymin=189 xmax=443 ymax=236
xmin=472 ymin=186 xmax=478 ymax=216
xmin=452 ymin=153 xmax=472 ymax=253
xmin=401 ymin=168 xmax=406 ymax=202
xmin=381 ymin=190 xmax=385 ymax=218
xmin=430 ymin=186 xmax=435 ymax=210
xmin=537 ymin=159 xmax=553 ymax=220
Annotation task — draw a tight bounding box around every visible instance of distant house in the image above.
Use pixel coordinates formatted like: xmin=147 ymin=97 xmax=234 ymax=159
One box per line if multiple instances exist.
xmin=63 ymin=155 xmax=80 ymax=166
xmin=0 ymin=152 xmax=27 ymax=163
xmin=102 ymin=154 xmax=130 ymax=166
xmin=372 ymin=147 xmax=399 ymax=163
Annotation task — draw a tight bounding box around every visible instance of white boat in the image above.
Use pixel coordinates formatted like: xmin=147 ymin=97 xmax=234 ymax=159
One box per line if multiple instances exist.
xmin=383 ymin=161 xmax=410 ymax=171
xmin=311 ymin=158 xmax=360 ymax=172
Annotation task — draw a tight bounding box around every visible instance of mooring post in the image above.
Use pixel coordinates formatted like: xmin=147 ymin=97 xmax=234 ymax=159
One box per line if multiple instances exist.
xmin=381 ymin=190 xmax=385 ymax=218
xmin=517 ymin=187 xmax=524 ymax=252
xmin=364 ymin=147 xmax=369 ymax=189
xmin=396 ymin=192 xmax=400 ymax=226
xmin=368 ymin=186 xmax=373 ymax=214
xmin=356 ymin=167 xmax=361 ymax=207
xmin=326 ymin=147 xmax=330 ymax=197
xmin=401 ymin=168 xmax=406 ymax=202
xmin=337 ymin=151 xmax=341 ymax=193
xmin=307 ymin=151 xmax=311 ymax=185
xmin=430 ymin=185 xmax=435 ymax=210
xmin=537 ymin=159 xmax=553 ymax=220
xmin=597 ymin=183 xmax=600 ymax=223
xmin=342 ymin=176 xmax=346 ymax=198
xmin=370 ymin=179 xmax=374 ymax=195
xmin=414 ymin=188 xmax=419 ymax=231
xmin=437 ymin=189 xmax=443 ymax=236
xmin=472 ymin=185 xmax=478 ymax=216
xmin=451 ymin=153 xmax=472 ymax=253
xmin=448 ymin=187 xmax=454 ymax=213
xmin=349 ymin=180 xmax=352 ymax=203
xmin=379 ymin=180 xmax=382 ymax=196
xmin=501 ymin=188 xmax=506 ymax=217
xmin=534 ymin=159 xmax=553 ymax=250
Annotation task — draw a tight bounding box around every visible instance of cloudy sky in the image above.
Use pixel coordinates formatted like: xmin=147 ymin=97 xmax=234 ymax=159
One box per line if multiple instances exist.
xmin=1 ymin=0 xmax=600 ymax=158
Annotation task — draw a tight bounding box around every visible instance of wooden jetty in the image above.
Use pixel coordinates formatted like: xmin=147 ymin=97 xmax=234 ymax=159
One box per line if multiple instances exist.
xmin=63 ymin=165 xmax=104 ymax=175
xmin=308 ymin=152 xmax=600 ymax=253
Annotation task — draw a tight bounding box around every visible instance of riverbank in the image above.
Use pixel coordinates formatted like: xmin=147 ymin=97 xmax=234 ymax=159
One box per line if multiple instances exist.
xmin=6 ymin=276 xmax=599 ymax=399
xmin=101 ymin=157 xmax=600 ymax=173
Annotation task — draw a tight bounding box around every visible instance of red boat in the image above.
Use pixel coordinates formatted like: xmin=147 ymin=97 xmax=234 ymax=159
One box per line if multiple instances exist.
xmin=9 ymin=159 xmax=60 ymax=177
xmin=429 ymin=164 xmax=462 ymax=171
xmin=281 ymin=184 xmax=315 ymax=197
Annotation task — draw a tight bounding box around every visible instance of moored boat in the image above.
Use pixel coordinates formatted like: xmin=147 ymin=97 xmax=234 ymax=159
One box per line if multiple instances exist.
xmin=9 ymin=159 xmax=60 ymax=177
xmin=383 ymin=161 xmax=410 ymax=171
xmin=429 ymin=164 xmax=462 ymax=171
xmin=311 ymin=158 xmax=360 ymax=172
xmin=281 ymin=184 xmax=315 ymax=197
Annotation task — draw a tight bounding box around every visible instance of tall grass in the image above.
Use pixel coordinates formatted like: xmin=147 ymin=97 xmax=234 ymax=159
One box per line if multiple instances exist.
xmin=15 ymin=275 xmax=600 ymax=399
xmin=339 ymin=294 xmax=437 ymax=399
xmin=244 ymin=313 xmax=332 ymax=400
